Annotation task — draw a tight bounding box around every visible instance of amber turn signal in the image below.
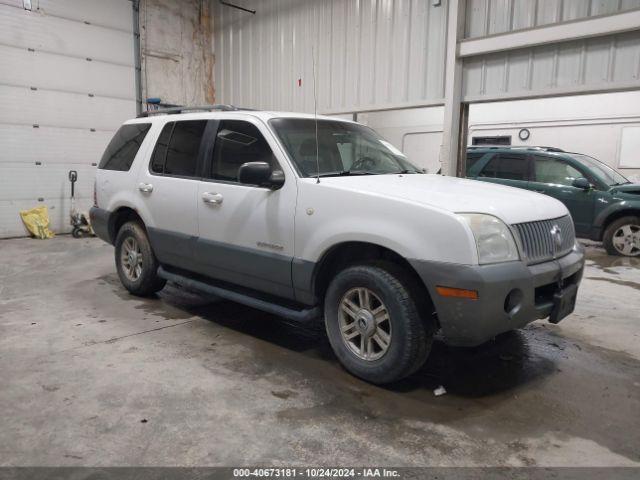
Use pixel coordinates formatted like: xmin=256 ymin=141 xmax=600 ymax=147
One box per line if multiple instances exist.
xmin=436 ymin=286 xmax=479 ymax=300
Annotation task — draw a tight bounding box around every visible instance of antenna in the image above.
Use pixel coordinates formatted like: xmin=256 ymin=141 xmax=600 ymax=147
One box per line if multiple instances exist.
xmin=312 ymin=46 xmax=320 ymax=184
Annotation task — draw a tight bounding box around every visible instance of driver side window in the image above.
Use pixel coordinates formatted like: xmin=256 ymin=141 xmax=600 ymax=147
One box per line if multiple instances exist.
xmin=532 ymin=155 xmax=582 ymax=186
xmin=210 ymin=120 xmax=277 ymax=183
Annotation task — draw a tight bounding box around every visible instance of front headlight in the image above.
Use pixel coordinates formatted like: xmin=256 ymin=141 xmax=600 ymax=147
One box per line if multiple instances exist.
xmin=458 ymin=214 xmax=519 ymax=264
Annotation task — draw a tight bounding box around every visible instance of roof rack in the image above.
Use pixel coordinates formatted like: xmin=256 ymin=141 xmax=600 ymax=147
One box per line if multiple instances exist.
xmin=467 ymin=145 xmax=565 ymax=152
xmin=137 ymin=104 xmax=255 ymax=118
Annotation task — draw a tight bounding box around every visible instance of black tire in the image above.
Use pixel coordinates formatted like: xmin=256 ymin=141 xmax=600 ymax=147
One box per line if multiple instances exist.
xmin=602 ymin=215 xmax=640 ymax=257
xmin=324 ymin=263 xmax=432 ymax=384
xmin=114 ymin=221 xmax=166 ymax=296
xmin=71 ymin=227 xmax=82 ymax=238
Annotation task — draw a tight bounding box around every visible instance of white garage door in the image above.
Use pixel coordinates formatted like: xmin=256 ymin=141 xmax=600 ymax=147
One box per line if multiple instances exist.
xmin=0 ymin=0 xmax=136 ymax=238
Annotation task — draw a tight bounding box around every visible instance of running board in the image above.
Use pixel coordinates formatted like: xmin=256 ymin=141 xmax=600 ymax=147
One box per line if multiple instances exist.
xmin=157 ymin=266 xmax=320 ymax=323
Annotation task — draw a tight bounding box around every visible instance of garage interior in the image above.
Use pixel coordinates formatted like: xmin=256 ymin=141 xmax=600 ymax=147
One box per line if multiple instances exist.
xmin=1 ymin=0 xmax=640 ymax=472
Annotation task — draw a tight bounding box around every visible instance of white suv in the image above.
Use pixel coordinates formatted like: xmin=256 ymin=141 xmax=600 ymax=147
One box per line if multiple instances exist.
xmin=91 ymin=106 xmax=585 ymax=384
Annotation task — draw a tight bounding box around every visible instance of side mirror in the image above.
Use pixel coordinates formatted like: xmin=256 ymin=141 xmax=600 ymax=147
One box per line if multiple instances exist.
xmin=572 ymin=177 xmax=591 ymax=190
xmin=238 ymin=162 xmax=284 ymax=190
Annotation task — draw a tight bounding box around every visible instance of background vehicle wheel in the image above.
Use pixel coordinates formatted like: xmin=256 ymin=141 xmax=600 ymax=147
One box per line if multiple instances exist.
xmin=71 ymin=227 xmax=82 ymax=238
xmin=603 ymin=216 xmax=640 ymax=257
xmin=324 ymin=263 xmax=432 ymax=384
xmin=114 ymin=221 xmax=166 ymax=296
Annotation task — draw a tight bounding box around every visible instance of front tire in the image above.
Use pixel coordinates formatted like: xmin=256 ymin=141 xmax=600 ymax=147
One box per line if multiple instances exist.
xmin=603 ymin=216 xmax=640 ymax=257
xmin=114 ymin=221 xmax=166 ymax=296
xmin=324 ymin=263 xmax=432 ymax=384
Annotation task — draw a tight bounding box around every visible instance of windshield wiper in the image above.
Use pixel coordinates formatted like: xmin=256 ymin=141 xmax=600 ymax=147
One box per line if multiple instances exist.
xmin=316 ymin=170 xmax=377 ymax=177
xmin=611 ymin=181 xmax=632 ymax=186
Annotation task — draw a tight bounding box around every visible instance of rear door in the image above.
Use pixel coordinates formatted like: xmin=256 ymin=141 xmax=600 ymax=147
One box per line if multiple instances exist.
xmin=529 ymin=154 xmax=595 ymax=236
xmin=135 ymin=120 xmax=207 ymax=270
xmin=475 ymin=152 xmax=531 ymax=190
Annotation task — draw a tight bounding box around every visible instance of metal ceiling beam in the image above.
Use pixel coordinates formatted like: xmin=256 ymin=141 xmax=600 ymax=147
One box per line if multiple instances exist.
xmin=459 ymin=9 xmax=640 ymax=58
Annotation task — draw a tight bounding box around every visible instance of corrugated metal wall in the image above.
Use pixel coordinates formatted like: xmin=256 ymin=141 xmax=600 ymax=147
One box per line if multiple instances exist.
xmin=0 ymin=0 xmax=136 ymax=238
xmin=463 ymin=29 xmax=640 ymax=101
xmin=465 ymin=0 xmax=640 ymax=39
xmin=213 ymin=0 xmax=448 ymax=113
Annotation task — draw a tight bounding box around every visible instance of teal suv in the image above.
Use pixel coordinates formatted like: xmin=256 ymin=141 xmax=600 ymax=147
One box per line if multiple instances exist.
xmin=467 ymin=146 xmax=640 ymax=257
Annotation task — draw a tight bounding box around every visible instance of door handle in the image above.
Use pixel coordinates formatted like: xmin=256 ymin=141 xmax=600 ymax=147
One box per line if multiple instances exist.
xmin=138 ymin=183 xmax=153 ymax=193
xmin=202 ymin=192 xmax=223 ymax=205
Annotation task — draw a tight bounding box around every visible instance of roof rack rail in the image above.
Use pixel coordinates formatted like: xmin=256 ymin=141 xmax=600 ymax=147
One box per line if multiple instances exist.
xmin=137 ymin=104 xmax=255 ymax=118
xmin=467 ymin=145 xmax=565 ymax=152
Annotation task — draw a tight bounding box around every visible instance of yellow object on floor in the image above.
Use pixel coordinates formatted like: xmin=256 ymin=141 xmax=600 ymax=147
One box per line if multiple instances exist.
xmin=19 ymin=206 xmax=55 ymax=239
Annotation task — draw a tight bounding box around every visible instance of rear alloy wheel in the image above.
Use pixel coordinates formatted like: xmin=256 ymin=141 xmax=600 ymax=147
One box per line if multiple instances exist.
xmin=324 ymin=263 xmax=432 ymax=384
xmin=114 ymin=221 xmax=166 ymax=296
xmin=603 ymin=216 xmax=640 ymax=257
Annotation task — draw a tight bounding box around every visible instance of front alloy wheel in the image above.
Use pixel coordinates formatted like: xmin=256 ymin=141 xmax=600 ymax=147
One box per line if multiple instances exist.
xmin=324 ymin=263 xmax=432 ymax=384
xmin=339 ymin=287 xmax=392 ymax=361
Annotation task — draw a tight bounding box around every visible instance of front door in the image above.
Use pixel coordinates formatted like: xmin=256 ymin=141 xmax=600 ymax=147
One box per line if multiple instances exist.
xmin=195 ymin=117 xmax=297 ymax=300
xmin=529 ymin=154 xmax=595 ymax=236
xmin=135 ymin=120 xmax=207 ymax=269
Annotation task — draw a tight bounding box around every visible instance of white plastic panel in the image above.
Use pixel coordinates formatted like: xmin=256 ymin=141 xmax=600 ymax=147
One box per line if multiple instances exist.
xmin=0 ymin=0 xmax=135 ymax=238
xmin=0 ymin=196 xmax=94 ymax=238
xmin=465 ymin=0 xmax=640 ymax=39
xmin=463 ymin=30 xmax=640 ymax=101
xmin=0 ymin=124 xmax=113 ymax=166
xmin=0 ymin=4 xmax=134 ymax=65
xmin=402 ymin=131 xmax=444 ymax=173
xmin=37 ymin=0 xmax=133 ymax=32
xmin=0 ymin=45 xmax=135 ymax=99
xmin=0 ymin=85 xmax=135 ymax=130
xmin=214 ymin=0 xmax=447 ymax=113
xmin=619 ymin=125 xmax=640 ymax=168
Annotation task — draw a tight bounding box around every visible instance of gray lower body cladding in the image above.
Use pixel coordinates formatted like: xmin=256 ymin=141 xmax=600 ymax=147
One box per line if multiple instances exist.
xmin=91 ymin=207 xmax=586 ymax=346
xmin=410 ymin=246 xmax=585 ymax=347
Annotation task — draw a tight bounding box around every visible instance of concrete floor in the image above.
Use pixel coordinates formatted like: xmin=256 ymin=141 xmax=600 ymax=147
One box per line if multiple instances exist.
xmin=0 ymin=236 xmax=639 ymax=467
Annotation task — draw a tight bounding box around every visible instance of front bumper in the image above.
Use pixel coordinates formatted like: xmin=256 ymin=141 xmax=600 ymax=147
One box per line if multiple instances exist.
xmin=410 ymin=245 xmax=585 ymax=347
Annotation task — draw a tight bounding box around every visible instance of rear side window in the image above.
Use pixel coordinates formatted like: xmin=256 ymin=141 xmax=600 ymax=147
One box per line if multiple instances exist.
xmin=480 ymin=153 xmax=528 ymax=181
xmin=210 ymin=120 xmax=275 ymax=182
xmin=150 ymin=120 xmax=207 ymax=177
xmin=99 ymin=123 xmax=151 ymax=171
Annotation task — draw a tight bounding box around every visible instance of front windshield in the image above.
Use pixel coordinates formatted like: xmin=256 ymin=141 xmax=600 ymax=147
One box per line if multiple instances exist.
xmin=569 ymin=153 xmax=630 ymax=186
xmin=270 ymin=118 xmax=421 ymax=177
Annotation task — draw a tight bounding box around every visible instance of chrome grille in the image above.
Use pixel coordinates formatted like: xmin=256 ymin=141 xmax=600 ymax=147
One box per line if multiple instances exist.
xmin=513 ymin=215 xmax=575 ymax=265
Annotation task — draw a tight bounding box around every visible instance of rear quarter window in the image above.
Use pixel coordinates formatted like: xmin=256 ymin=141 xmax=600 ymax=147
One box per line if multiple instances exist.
xmin=99 ymin=123 xmax=152 ymax=171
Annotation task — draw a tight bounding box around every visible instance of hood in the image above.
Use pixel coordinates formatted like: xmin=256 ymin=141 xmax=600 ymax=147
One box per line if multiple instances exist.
xmin=611 ymin=183 xmax=640 ymax=196
xmin=316 ymin=174 xmax=568 ymax=225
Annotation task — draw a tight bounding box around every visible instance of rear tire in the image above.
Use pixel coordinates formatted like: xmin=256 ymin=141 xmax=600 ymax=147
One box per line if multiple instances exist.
xmin=114 ymin=221 xmax=166 ymax=296
xmin=324 ymin=263 xmax=432 ymax=384
xmin=603 ymin=216 xmax=640 ymax=257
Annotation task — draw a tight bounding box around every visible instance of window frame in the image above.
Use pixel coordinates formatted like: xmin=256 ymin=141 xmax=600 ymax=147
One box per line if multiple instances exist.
xmin=477 ymin=152 xmax=532 ymax=182
xmin=202 ymin=118 xmax=284 ymax=189
xmin=148 ymin=119 xmax=213 ymax=180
